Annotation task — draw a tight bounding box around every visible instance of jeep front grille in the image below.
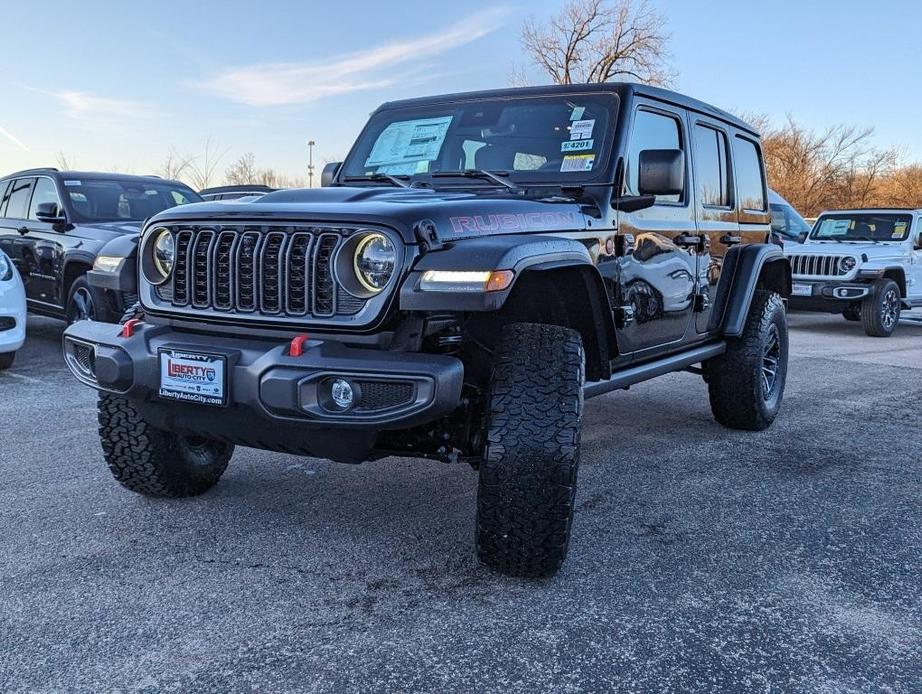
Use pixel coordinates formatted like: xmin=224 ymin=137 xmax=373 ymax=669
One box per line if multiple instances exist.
xmin=149 ymin=224 xmax=387 ymax=324
xmin=788 ymin=254 xmax=850 ymax=278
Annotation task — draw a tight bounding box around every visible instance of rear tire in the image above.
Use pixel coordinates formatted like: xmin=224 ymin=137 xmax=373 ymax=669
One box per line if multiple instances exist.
xmin=476 ymin=323 xmax=584 ymax=578
xmin=861 ymin=279 xmax=901 ymax=337
xmin=97 ymin=393 xmax=233 ymax=497
xmin=0 ymin=352 xmax=14 ymax=370
xmin=706 ymin=290 xmax=788 ymax=431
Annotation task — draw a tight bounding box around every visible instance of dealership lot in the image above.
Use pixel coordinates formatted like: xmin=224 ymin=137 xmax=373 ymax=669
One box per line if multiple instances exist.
xmin=1 ymin=314 xmax=920 ymax=692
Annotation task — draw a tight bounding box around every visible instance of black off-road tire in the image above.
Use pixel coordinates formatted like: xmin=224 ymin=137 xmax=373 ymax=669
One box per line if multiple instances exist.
xmin=98 ymin=393 xmax=233 ymax=497
xmin=842 ymin=304 xmax=861 ymax=322
xmin=0 ymin=351 xmax=14 ymax=370
xmin=476 ymin=323 xmax=585 ymax=578
xmin=706 ymin=290 xmax=788 ymax=431
xmin=861 ymin=279 xmax=901 ymax=337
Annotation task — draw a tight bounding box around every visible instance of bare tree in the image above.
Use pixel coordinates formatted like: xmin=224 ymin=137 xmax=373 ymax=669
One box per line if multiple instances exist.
xmin=225 ymin=152 xmax=259 ymax=185
xmin=158 ymin=147 xmax=194 ymax=182
xmin=520 ymin=0 xmax=674 ymax=85
xmin=186 ymin=137 xmax=230 ymax=190
xmin=56 ymin=151 xmax=78 ymax=170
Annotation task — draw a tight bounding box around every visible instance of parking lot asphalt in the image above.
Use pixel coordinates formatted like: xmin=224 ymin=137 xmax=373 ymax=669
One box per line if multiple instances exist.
xmin=1 ymin=312 xmax=920 ymax=693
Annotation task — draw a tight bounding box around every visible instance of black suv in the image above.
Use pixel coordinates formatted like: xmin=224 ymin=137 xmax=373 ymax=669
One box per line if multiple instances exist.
xmin=0 ymin=169 xmax=200 ymax=323
xmin=63 ymin=84 xmax=791 ymax=577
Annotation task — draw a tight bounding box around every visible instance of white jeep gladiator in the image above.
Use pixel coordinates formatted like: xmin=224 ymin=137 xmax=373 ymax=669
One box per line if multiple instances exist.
xmin=786 ymin=209 xmax=922 ymax=336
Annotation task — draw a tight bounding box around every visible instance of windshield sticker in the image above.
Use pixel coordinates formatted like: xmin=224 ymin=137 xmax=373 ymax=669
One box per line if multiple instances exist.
xmin=569 ymin=106 xmax=586 ymax=121
xmin=376 ymin=162 xmax=420 ymax=176
xmin=819 ymin=219 xmax=852 ymax=236
xmin=569 ymin=119 xmax=595 ymax=141
xmin=64 ymin=180 xmax=82 ymax=186
xmin=561 ymin=154 xmax=595 ymax=172
xmin=365 ymin=116 xmax=453 ymax=169
xmin=893 ymin=221 xmax=907 ymax=238
xmin=562 ymin=139 xmax=594 ymax=153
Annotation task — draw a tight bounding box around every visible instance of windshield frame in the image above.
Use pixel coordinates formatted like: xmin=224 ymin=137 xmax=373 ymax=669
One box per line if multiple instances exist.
xmin=339 ymin=91 xmax=621 ymax=189
xmin=809 ymin=212 xmax=913 ymax=243
xmin=62 ymin=178 xmax=202 ymax=224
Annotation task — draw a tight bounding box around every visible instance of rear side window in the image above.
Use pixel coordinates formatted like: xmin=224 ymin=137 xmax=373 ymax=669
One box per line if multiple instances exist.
xmin=4 ymin=178 xmax=35 ymax=220
xmin=28 ymin=178 xmax=61 ymax=220
xmin=694 ymin=124 xmax=732 ymax=207
xmin=0 ymin=181 xmax=11 ymax=217
xmin=733 ymin=137 xmax=766 ymax=212
xmin=626 ymin=109 xmax=684 ymax=204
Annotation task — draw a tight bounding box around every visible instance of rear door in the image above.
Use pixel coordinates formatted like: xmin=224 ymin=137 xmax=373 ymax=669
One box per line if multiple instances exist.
xmin=910 ymin=214 xmax=922 ymax=302
xmin=615 ymin=102 xmax=698 ymax=355
xmin=0 ymin=177 xmax=38 ymax=299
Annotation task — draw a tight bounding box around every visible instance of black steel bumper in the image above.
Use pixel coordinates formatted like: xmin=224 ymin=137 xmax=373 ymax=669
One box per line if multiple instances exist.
xmin=788 ymin=281 xmax=871 ymax=312
xmin=62 ymin=320 xmax=464 ymax=462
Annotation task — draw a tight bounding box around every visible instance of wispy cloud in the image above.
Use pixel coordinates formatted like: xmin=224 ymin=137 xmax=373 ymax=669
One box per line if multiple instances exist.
xmin=194 ymin=7 xmax=510 ymax=106
xmin=0 ymin=126 xmax=29 ymax=152
xmin=50 ymin=90 xmax=154 ymax=119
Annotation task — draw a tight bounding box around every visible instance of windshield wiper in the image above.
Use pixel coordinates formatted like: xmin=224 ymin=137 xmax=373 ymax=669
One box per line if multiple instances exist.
xmin=341 ymin=173 xmax=411 ymax=188
xmin=431 ymin=169 xmax=520 ymax=191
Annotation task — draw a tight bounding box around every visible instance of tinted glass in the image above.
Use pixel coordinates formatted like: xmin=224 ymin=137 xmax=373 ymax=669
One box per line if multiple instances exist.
xmin=694 ymin=125 xmax=731 ymax=207
xmin=341 ymin=93 xmax=619 ymax=184
xmin=626 ymin=110 xmax=683 ymax=203
xmin=812 ymin=213 xmax=912 ymax=241
xmin=733 ymin=137 xmax=766 ymax=211
xmin=5 ymin=178 xmax=35 ymax=220
xmin=0 ymin=181 xmax=10 ymax=217
xmin=61 ymin=178 xmax=202 ymax=223
xmin=28 ymin=177 xmax=61 ymax=220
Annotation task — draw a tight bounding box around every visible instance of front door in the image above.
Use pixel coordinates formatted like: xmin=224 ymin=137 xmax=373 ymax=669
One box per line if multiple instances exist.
xmin=910 ymin=223 xmax=922 ymax=302
xmin=613 ymin=102 xmax=697 ymax=356
xmin=23 ymin=176 xmax=68 ymax=306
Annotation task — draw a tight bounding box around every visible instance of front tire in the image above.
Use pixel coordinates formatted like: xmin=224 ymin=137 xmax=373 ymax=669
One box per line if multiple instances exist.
xmin=98 ymin=394 xmax=233 ymax=497
xmin=66 ymin=276 xmax=98 ymax=324
xmin=706 ymin=290 xmax=788 ymax=431
xmin=0 ymin=352 xmax=14 ymax=370
xmin=476 ymin=323 xmax=585 ymax=578
xmin=861 ymin=279 xmax=901 ymax=337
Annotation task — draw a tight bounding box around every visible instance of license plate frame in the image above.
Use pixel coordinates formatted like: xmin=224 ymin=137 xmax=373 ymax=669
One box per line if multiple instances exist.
xmin=791 ymin=283 xmax=813 ymax=297
xmin=158 ymin=348 xmax=228 ymax=407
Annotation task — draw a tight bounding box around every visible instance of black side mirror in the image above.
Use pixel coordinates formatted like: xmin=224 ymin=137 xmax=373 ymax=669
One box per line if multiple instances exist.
xmin=35 ymin=202 xmax=66 ymax=224
xmin=638 ymin=149 xmax=684 ymax=197
xmin=321 ymin=162 xmax=342 ymax=188
xmin=915 ymin=233 xmax=922 ymax=250
xmin=798 ymin=231 xmax=808 ymax=244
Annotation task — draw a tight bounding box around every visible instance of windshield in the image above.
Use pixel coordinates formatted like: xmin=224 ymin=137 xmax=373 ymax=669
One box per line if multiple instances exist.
xmin=63 ymin=178 xmax=201 ymax=223
xmin=770 ymin=201 xmax=811 ymax=239
xmin=811 ymin=213 xmax=912 ymax=242
xmin=341 ymin=93 xmax=619 ymax=185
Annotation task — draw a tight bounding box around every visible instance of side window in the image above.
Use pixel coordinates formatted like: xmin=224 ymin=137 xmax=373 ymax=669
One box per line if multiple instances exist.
xmin=0 ymin=181 xmax=11 ymax=217
xmin=693 ymin=124 xmax=732 ymax=207
xmin=626 ymin=109 xmax=684 ymax=204
xmin=4 ymin=178 xmax=35 ymax=220
xmin=733 ymin=137 xmax=766 ymax=212
xmin=28 ymin=178 xmax=61 ymax=220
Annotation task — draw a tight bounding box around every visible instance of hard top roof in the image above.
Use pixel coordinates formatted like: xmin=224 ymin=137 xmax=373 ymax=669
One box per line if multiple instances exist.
xmin=377 ymin=82 xmax=757 ymax=136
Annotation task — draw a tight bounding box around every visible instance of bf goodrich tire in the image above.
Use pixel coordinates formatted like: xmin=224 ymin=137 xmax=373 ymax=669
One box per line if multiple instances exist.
xmin=0 ymin=351 xmax=14 ymax=370
xmin=476 ymin=323 xmax=585 ymax=578
xmin=97 ymin=393 xmax=233 ymax=497
xmin=706 ymin=290 xmax=788 ymax=431
xmin=861 ymin=279 xmax=901 ymax=337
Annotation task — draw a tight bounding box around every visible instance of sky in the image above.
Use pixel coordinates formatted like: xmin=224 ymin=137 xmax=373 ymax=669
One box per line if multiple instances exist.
xmin=1 ymin=0 xmax=920 ymax=184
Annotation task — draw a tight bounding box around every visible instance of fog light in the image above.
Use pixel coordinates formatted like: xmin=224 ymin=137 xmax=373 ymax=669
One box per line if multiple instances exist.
xmin=330 ymin=378 xmax=355 ymax=410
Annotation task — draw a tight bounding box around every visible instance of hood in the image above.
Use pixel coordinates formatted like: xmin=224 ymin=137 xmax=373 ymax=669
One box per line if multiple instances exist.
xmin=788 ymin=240 xmax=906 ymax=262
xmin=145 ymin=187 xmax=592 ymax=243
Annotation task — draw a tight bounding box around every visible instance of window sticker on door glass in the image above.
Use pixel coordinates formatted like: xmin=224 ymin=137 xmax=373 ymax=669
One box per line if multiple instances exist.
xmin=569 ymin=119 xmax=595 ymax=141
xmin=64 ymin=180 xmax=82 ymax=186
xmin=365 ymin=116 xmax=453 ymax=169
xmin=819 ymin=219 xmax=852 ymax=236
xmin=569 ymin=106 xmax=586 ymax=121
xmin=561 ymin=139 xmax=594 ymax=153
xmin=561 ymin=154 xmax=595 ymax=172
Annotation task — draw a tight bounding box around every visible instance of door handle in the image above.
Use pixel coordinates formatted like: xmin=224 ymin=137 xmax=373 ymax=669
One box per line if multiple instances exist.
xmin=719 ymin=234 xmax=742 ymax=246
xmin=17 ymin=226 xmax=29 ymax=236
xmin=674 ymin=233 xmax=706 ymax=252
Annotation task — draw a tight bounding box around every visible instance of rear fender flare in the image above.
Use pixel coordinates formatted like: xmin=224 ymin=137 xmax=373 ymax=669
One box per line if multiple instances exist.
xmin=718 ymin=244 xmax=791 ymax=337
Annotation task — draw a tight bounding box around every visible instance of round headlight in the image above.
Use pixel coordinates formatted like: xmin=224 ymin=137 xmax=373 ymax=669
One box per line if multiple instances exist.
xmin=152 ymin=229 xmax=175 ymax=281
xmin=840 ymin=256 xmax=857 ymax=273
xmin=353 ymin=233 xmax=396 ymax=292
xmin=0 ymin=252 xmax=12 ymax=282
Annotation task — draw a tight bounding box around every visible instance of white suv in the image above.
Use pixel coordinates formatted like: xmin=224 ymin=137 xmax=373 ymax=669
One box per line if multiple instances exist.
xmin=785 ymin=209 xmax=922 ymax=336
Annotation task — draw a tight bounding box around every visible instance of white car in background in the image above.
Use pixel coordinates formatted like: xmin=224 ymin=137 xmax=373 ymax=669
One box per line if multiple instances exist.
xmin=0 ymin=249 xmax=26 ymax=369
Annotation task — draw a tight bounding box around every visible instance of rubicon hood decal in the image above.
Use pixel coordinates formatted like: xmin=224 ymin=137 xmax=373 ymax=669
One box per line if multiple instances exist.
xmin=449 ymin=211 xmax=584 ymax=234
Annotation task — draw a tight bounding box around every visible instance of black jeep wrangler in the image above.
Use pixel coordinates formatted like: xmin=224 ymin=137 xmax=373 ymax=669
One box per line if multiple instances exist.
xmin=63 ymin=84 xmax=791 ymax=577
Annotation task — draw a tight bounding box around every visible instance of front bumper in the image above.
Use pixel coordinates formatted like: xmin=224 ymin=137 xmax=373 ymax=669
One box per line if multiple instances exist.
xmin=0 ymin=279 xmax=26 ymax=354
xmin=62 ymin=320 xmax=464 ymax=462
xmin=788 ymin=280 xmax=871 ymax=312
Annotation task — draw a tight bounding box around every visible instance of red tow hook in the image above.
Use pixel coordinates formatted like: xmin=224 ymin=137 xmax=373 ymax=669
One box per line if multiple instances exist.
xmin=120 ymin=318 xmax=142 ymax=338
xmin=288 ymin=334 xmax=310 ymax=357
